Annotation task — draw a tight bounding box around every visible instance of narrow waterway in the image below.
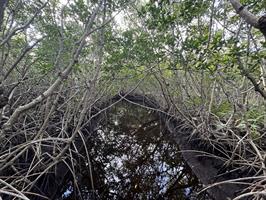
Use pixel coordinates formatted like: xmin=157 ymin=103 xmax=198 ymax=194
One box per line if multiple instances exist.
xmin=60 ymin=102 xmax=210 ymax=200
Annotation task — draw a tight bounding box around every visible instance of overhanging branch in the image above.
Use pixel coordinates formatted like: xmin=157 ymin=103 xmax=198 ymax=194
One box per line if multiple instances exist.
xmin=229 ymin=0 xmax=266 ymax=38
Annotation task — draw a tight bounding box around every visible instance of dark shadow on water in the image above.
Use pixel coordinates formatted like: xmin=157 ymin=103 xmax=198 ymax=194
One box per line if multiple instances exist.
xmin=60 ymin=102 xmax=212 ymax=200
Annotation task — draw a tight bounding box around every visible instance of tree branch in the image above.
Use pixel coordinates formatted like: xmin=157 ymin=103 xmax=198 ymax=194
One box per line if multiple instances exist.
xmin=230 ymin=0 xmax=266 ymax=101
xmin=0 ymin=2 xmax=47 ymax=46
xmin=229 ymin=0 xmax=266 ymax=38
xmin=3 ymin=38 xmax=43 ymax=81
xmin=229 ymin=0 xmax=259 ymax=27
xmin=1 ymin=1 xmax=102 ymax=130
xmin=237 ymin=57 xmax=266 ymax=100
xmin=0 ymin=0 xmax=8 ymax=31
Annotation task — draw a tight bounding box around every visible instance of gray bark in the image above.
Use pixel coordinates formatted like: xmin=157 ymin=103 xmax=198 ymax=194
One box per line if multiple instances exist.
xmin=229 ymin=0 xmax=266 ymax=38
xmin=0 ymin=0 xmax=8 ymax=31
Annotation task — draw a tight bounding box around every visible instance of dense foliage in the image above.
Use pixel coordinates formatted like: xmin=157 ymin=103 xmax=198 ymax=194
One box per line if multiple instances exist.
xmin=0 ymin=0 xmax=266 ymax=199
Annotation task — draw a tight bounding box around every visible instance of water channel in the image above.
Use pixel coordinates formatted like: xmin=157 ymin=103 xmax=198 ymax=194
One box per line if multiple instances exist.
xmin=60 ymin=102 xmax=211 ymax=200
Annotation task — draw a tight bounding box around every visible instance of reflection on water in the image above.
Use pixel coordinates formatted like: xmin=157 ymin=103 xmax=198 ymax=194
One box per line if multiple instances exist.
xmin=62 ymin=102 xmax=211 ymax=200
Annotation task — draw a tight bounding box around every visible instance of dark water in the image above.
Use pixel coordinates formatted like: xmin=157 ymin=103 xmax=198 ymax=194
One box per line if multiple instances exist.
xmin=61 ymin=102 xmax=210 ymax=200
